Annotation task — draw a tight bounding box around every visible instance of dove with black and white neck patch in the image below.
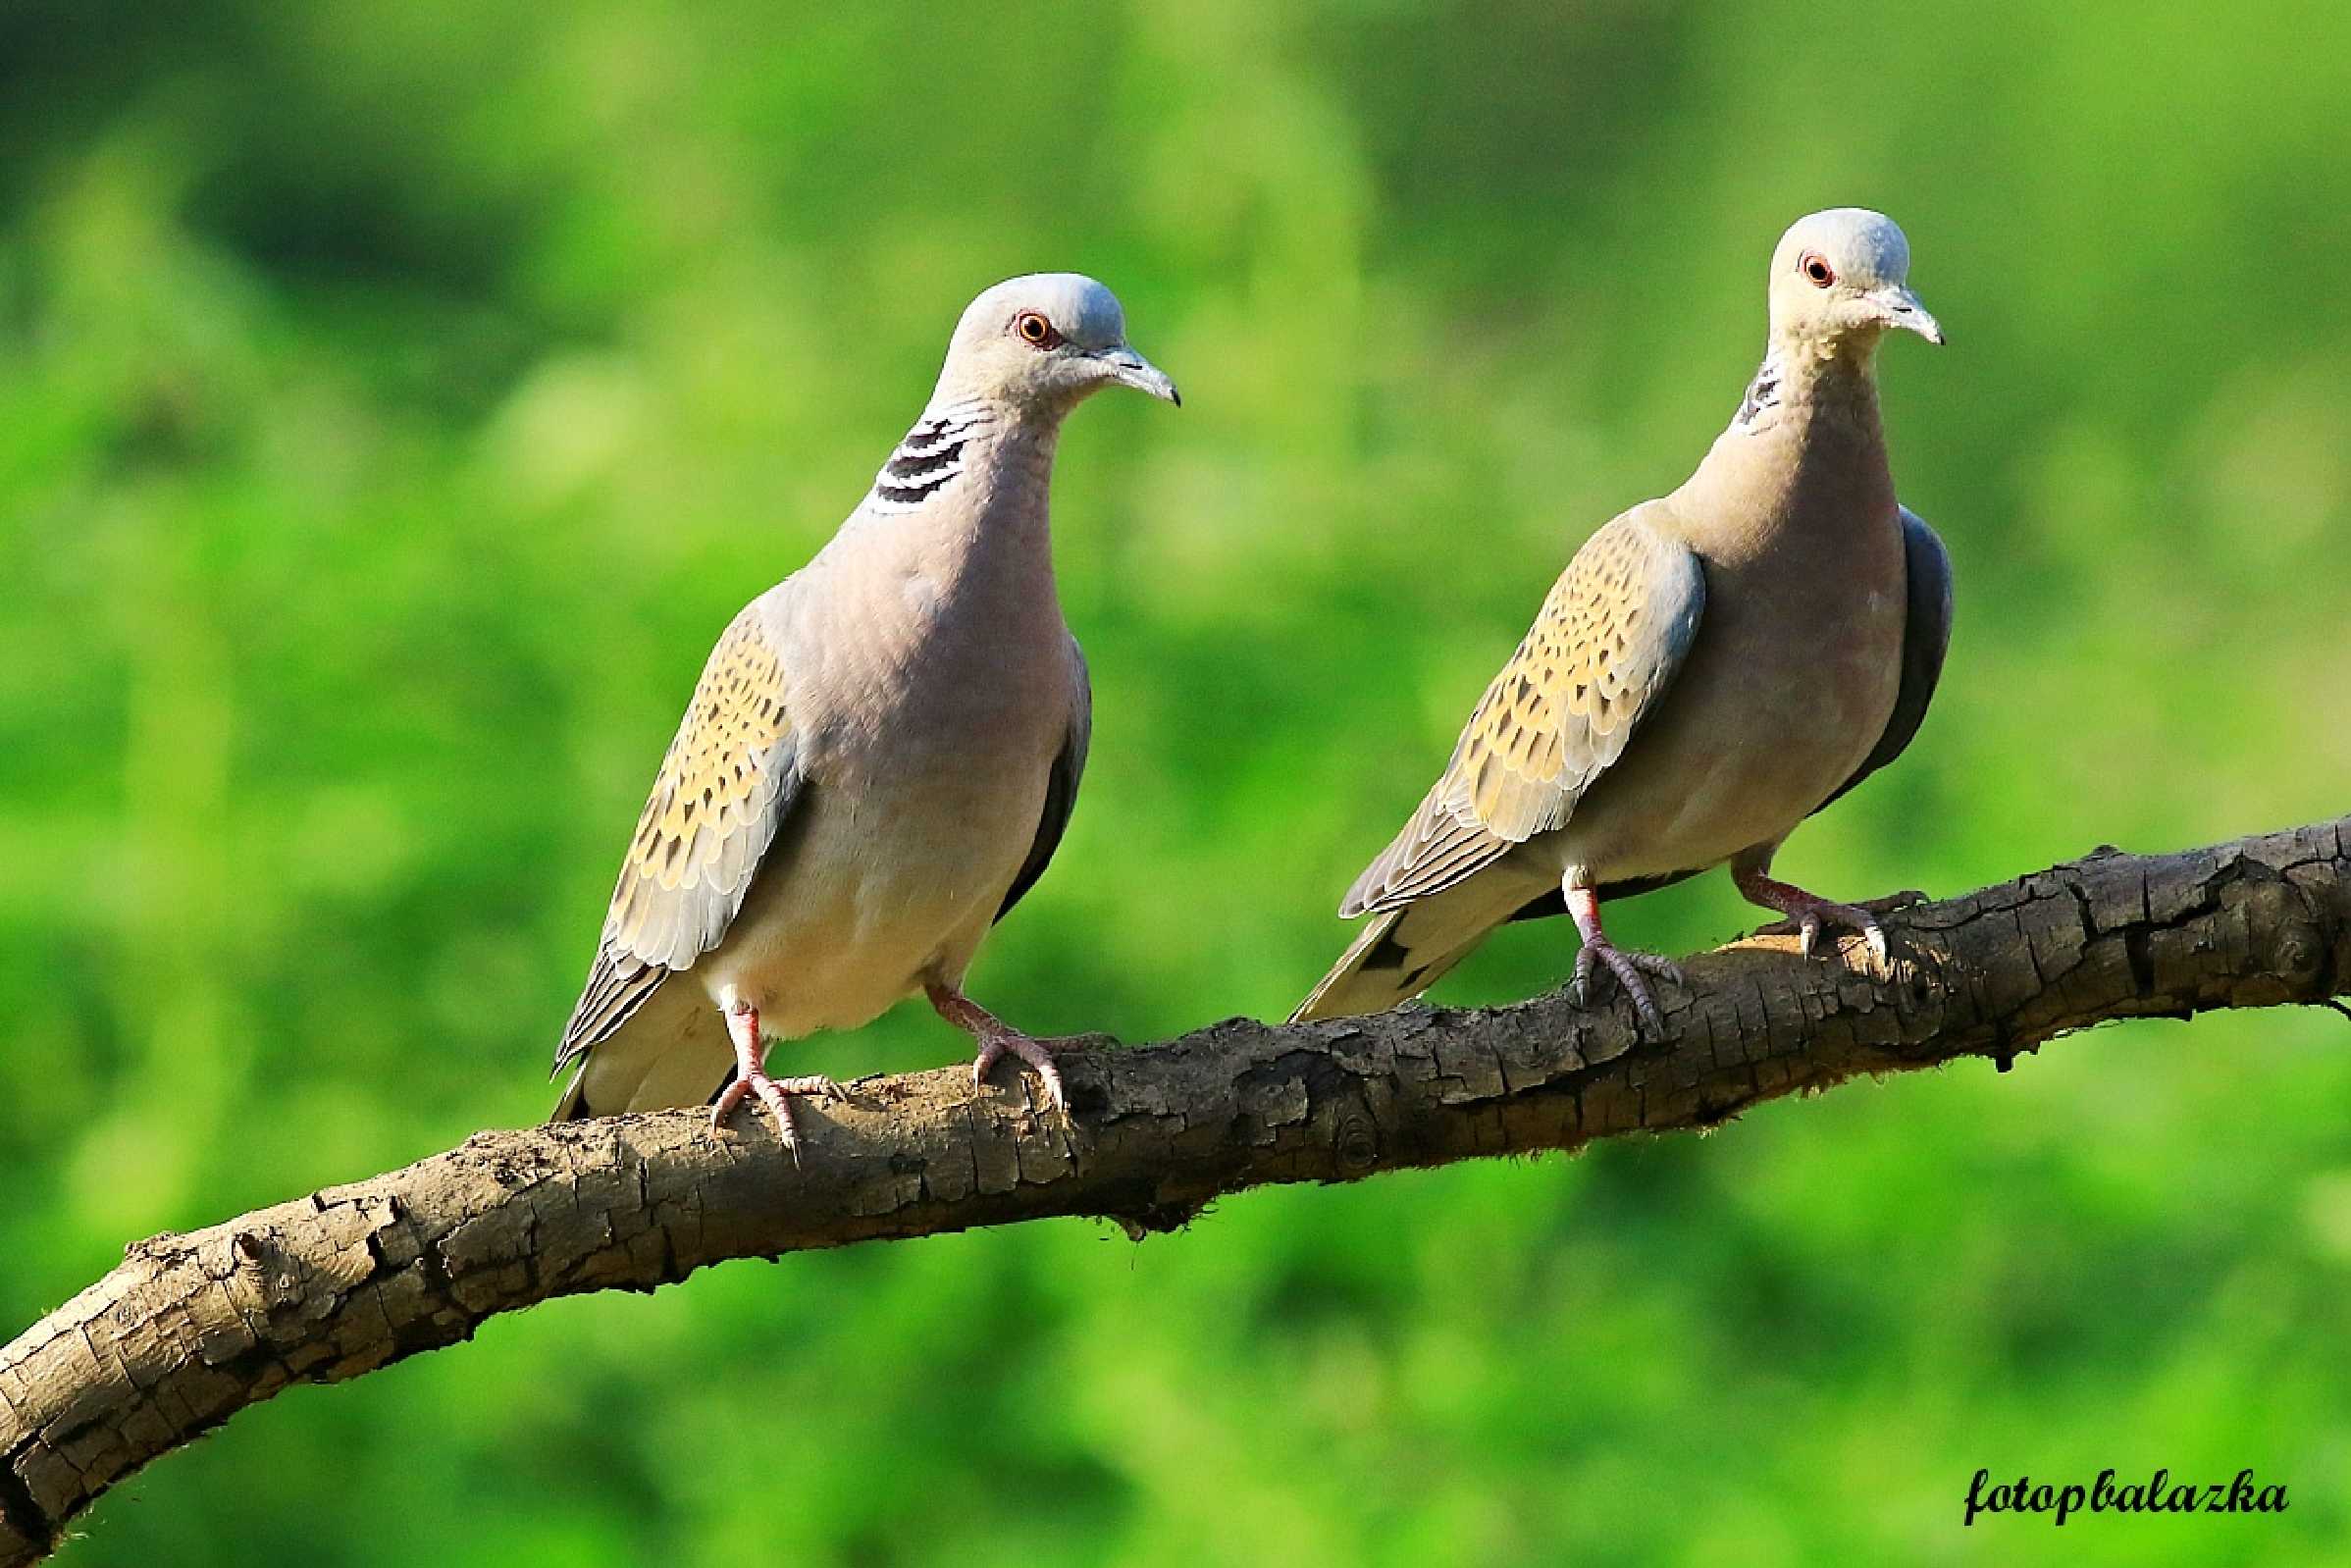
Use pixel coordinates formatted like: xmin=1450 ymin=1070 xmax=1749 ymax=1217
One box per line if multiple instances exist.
xmin=1296 ymin=209 xmax=1952 ymax=1032
xmin=553 ymin=274 xmax=1178 ymax=1148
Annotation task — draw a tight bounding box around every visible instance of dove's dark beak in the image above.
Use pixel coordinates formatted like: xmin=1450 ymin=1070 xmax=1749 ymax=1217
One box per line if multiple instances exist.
xmin=1869 ymin=285 xmax=1945 ymax=345
xmin=1097 ymin=345 xmax=1181 ymax=405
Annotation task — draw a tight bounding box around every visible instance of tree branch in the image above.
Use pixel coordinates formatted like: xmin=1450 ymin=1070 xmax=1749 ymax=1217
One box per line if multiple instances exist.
xmin=4 ymin=818 xmax=2346 ymax=1562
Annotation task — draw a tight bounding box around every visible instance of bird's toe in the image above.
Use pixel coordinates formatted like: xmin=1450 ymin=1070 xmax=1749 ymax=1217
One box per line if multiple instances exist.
xmin=970 ymin=1030 xmax=1070 ymax=1115
xmin=1574 ymin=941 xmax=1679 ymax=1037
xmin=1627 ymin=951 xmax=1687 ymax=984
xmin=1602 ymin=952 xmax=1669 ymax=1038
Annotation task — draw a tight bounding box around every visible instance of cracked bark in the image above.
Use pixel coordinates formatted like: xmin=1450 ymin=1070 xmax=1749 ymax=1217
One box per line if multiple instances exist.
xmin=3 ymin=817 xmax=2347 ymax=1563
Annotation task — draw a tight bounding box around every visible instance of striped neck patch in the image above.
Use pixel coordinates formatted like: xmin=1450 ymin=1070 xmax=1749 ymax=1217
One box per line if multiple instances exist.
xmin=867 ymin=401 xmax=995 ymax=513
xmin=1732 ymin=346 xmax=1784 ymax=432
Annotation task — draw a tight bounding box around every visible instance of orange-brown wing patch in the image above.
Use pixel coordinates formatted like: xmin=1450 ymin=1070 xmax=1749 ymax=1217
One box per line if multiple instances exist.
xmin=608 ymin=605 xmax=798 ymax=967
xmin=1343 ymin=511 xmax=1705 ymax=915
xmin=556 ymin=603 xmax=803 ymax=1069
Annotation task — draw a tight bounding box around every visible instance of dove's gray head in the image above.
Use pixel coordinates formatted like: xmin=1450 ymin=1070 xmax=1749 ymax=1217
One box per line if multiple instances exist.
xmin=1766 ymin=209 xmax=1943 ymax=352
xmin=935 ymin=274 xmax=1180 ymax=415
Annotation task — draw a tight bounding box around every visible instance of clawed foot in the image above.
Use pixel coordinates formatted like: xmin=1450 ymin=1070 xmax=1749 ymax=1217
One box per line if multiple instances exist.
xmin=1562 ymin=882 xmax=1682 ymax=1037
xmin=1780 ymin=898 xmax=1889 ymax=965
xmin=1572 ymin=939 xmax=1685 ymax=1036
xmin=712 ymin=999 xmax=842 ymax=1163
xmin=969 ymin=1029 xmax=1068 ymax=1114
xmin=927 ymin=981 xmax=1071 ymax=1115
xmin=1732 ymin=856 xmax=1892 ymax=969
xmin=710 ymin=1071 xmax=846 ymax=1161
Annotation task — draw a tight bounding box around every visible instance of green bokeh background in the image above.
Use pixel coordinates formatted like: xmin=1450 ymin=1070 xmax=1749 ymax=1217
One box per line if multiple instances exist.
xmin=4 ymin=2 xmax=2347 ymax=1562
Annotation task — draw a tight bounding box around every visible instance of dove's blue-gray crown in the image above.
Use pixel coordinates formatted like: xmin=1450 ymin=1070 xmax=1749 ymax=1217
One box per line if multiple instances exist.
xmin=1773 ymin=208 xmax=1913 ymax=290
xmin=961 ymin=273 xmax=1129 ymax=352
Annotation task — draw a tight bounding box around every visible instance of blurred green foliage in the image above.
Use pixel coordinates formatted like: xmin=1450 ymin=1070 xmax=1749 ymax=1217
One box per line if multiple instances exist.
xmin=3 ymin=1 xmax=2348 ymax=1562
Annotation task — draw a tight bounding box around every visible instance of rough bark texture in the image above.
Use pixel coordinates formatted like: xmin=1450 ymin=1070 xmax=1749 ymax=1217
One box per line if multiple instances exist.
xmin=4 ymin=818 xmax=2347 ymax=1563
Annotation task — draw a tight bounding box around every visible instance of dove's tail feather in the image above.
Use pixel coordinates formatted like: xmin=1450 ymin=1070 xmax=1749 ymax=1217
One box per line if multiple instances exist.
xmin=1289 ymin=872 xmax=1546 ymax=1022
xmin=550 ymin=983 xmax=737 ymax=1121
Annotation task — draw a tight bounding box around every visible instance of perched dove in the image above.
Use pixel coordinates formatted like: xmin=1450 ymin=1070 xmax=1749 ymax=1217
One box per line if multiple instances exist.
xmin=1294 ymin=209 xmax=1950 ymax=1030
xmin=552 ymin=274 xmax=1178 ymax=1145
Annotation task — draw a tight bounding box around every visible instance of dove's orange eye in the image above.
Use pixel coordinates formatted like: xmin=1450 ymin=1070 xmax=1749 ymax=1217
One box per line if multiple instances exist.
xmin=1014 ymin=311 xmax=1059 ymax=347
xmin=1800 ymin=252 xmax=1836 ymax=287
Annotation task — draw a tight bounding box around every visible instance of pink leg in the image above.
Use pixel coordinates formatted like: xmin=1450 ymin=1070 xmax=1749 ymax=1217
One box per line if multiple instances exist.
xmin=1566 ymin=884 xmax=1683 ymax=1036
xmin=708 ymin=1002 xmax=844 ymax=1159
xmin=926 ymin=982 xmax=1068 ymax=1114
xmin=1731 ymin=846 xmax=1890 ymax=965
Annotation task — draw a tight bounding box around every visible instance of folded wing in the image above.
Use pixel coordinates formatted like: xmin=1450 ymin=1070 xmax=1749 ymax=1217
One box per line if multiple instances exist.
xmin=1341 ymin=509 xmax=1709 ymax=917
xmin=554 ymin=602 xmax=805 ymax=1079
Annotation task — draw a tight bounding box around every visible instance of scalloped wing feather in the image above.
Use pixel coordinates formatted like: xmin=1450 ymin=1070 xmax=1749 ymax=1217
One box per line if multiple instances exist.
xmin=554 ymin=602 xmax=803 ymax=1072
xmin=1342 ymin=510 xmax=1706 ymax=916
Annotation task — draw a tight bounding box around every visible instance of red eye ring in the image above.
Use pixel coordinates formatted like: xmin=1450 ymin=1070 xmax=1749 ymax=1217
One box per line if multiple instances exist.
xmin=1014 ymin=311 xmax=1060 ymax=347
xmin=1799 ymin=251 xmax=1837 ymax=288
